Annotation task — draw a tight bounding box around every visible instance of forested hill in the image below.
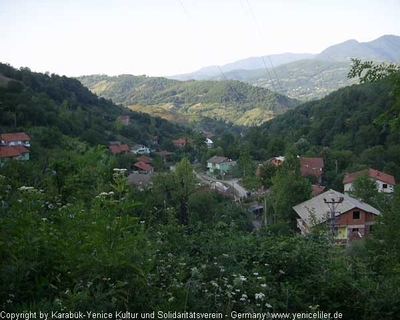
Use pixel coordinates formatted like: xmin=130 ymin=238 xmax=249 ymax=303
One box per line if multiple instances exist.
xmin=244 ymin=80 xmax=400 ymax=188
xmin=0 ymin=63 xmax=185 ymax=148
xmin=78 ymin=74 xmax=299 ymax=126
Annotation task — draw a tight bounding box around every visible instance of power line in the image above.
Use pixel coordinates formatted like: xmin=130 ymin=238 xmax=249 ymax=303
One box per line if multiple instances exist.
xmin=242 ymin=0 xmax=292 ymax=108
xmin=242 ymin=0 xmax=285 ymax=95
xmin=177 ymin=0 xmax=191 ymax=21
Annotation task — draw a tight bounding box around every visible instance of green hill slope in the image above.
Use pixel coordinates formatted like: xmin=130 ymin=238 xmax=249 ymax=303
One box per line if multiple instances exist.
xmin=0 ymin=63 xmax=186 ymax=148
xmin=210 ymin=59 xmax=357 ymax=101
xmin=78 ymin=75 xmax=299 ymax=126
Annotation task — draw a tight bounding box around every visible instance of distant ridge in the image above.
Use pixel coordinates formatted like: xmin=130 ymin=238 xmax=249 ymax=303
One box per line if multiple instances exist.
xmin=170 ymin=53 xmax=316 ymax=81
xmin=316 ymin=35 xmax=400 ymax=61
xmin=170 ymin=35 xmax=400 ymax=82
xmin=168 ymin=35 xmax=400 ymax=101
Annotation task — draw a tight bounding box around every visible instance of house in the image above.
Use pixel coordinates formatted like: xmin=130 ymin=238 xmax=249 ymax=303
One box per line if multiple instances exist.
xmin=0 ymin=132 xmax=31 ymax=147
xmin=173 ymin=138 xmax=187 ymax=148
xmin=0 ymin=145 xmax=30 ymax=162
xmin=136 ymin=155 xmax=153 ymax=164
xmin=300 ymin=157 xmax=324 ymax=183
xmin=156 ymin=150 xmax=174 ymax=157
xmin=150 ymin=135 xmax=159 ymax=146
xmin=293 ymin=189 xmax=380 ymax=244
xmin=343 ymin=168 xmax=396 ymax=194
xmin=207 ymin=156 xmax=236 ymax=174
xmin=117 ymin=115 xmax=130 ymax=126
xmin=205 ymin=138 xmax=213 ymax=148
xmin=268 ymin=156 xmax=285 ymax=167
xmin=131 ymin=144 xmax=150 ymax=155
xmin=127 ymin=173 xmax=152 ymax=190
xmin=312 ymin=184 xmax=325 ymax=197
xmin=133 ymin=161 xmax=154 ymax=174
xmin=109 ymin=144 xmax=130 ymax=155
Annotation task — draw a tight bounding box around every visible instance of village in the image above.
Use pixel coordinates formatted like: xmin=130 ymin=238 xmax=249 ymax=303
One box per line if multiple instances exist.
xmin=2 ymin=119 xmax=396 ymax=246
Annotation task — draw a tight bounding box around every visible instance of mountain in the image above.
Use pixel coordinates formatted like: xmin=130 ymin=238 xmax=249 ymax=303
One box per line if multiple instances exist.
xmin=169 ymin=35 xmax=400 ymax=101
xmin=316 ymin=35 xmax=400 ymax=61
xmin=170 ymin=53 xmax=316 ymax=81
xmin=78 ymin=74 xmax=299 ymax=126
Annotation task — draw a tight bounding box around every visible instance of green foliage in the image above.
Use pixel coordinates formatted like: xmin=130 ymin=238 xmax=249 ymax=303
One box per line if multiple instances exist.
xmin=258 ymin=162 xmax=278 ymax=188
xmin=268 ymin=152 xmax=312 ymax=228
xmin=0 ymin=63 xmax=186 ymax=151
xmin=348 ymin=58 xmax=400 ymax=131
xmin=78 ymin=75 xmax=299 ymax=126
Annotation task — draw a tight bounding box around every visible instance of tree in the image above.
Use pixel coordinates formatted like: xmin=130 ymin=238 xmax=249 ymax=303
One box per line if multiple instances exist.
xmin=348 ymin=58 xmax=400 ymax=131
xmin=258 ymin=162 xmax=278 ymax=188
xmin=268 ymin=152 xmax=312 ymax=228
xmin=348 ymin=172 xmax=386 ymax=211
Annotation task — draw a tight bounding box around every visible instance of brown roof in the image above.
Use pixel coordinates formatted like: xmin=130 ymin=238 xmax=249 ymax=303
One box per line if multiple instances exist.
xmin=0 ymin=146 xmax=21 ymax=158
xmin=137 ymin=156 xmax=153 ymax=163
xmin=13 ymin=145 xmax=30 ymax=154
xmin=207 ymin=156 xmax=231 ymax=164
xmin=300 ymin=157 xmax=324 ymax=179
xmin=311 ymin=184 xmax=325 ymax=197
xmin=109 ymin=144 xmax=130 ymax=155
xmin=133 ymin=161 xmax=154 ymax=172
xmin=343 ymin=169 xmax=396 ymax=185
xmin=300 ymin=157 xmax=324 ymax=169
xmin=1 ymin=132 xmax=31 ymax=142
xmin=173 ymin=138 xmax=187 ymax=147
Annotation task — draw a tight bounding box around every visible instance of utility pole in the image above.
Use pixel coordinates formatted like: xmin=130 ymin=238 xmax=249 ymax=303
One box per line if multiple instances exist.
xmin=323 ymin=196 xmax=344 ymax=239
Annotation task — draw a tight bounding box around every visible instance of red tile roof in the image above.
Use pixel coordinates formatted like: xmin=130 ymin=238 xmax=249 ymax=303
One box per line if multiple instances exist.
xmin=137 ymin=156 xmax=153 ymax=163
xmin=300 ymin=157 xmax=324 ymax=169
xmin=1 ymin=132 xmax=31 ymax=142
xmin=312 ymin=184 xmax=325 ymax=197
xmin=300 ymin=157 xmax=324 ymax=179
xmin=0 ymin=145 xmax=29 ymax=158
xmin=343 ymin=169 xmax=396 ymax=185
xmin=13 ymin=145 xmax=30 ymax=154
xmin=173 ymin=138 xmax=187 ymax=147
xmin=0 ymin=146 xmax=21 ymax=158
xmin=109 ymin=144 xmax=130 ymax=155
xmin=133 ymin=161 xmax=154 ymax=172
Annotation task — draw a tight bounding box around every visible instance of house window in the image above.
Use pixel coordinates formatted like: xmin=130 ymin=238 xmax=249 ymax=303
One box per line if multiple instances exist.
xmin=382 ymin=184 xmax=388 ymax=189
xmin=353 ymin=211 xmax=360 ymax=220
xmin=352 ymin=228 xmax=359 ymax=232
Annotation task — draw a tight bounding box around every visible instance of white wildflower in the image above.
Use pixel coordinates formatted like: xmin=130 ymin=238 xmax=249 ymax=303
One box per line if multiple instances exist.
xmin=255 ymin=293 xmax=265 ymax=300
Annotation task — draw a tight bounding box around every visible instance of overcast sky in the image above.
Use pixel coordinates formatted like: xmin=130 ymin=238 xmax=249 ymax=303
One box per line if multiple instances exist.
xmin=1 ymin=0 xmax=399 ymax=77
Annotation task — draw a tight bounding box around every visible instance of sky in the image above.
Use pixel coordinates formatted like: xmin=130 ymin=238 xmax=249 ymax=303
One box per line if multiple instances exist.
xmin=1 ymin=0 xmax=399 ymax=77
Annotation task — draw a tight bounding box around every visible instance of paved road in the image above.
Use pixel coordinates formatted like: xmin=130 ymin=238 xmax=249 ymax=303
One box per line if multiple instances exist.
xmin=194 ymin=171 xmax=249 ymax=198
xmin=223 ymin=178 xmax=248 ymax=198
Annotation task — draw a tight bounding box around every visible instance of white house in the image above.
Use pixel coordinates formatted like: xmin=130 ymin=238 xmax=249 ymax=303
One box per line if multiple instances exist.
xmin=131 ymin=144 xmax=150 ymax=155
xmin=0 ymin=132 xmax=31 ymax=147
xmin=343 ymin=168 xmax=396 ymax=194
xmin=205 ymin=138 xmax=213 ymax=148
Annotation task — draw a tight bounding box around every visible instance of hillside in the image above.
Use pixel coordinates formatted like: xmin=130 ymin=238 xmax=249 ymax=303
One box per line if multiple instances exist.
xmin=210 ymin=59 xmax=357 ymax=101
xmin=169 ymin=35 xmax=400 ymax=101
xmin=78 ymin=75 xmax=299 ymax=126
xmin=243 ymin=79 xmax=400 ymax=188
xmin=0 ymin=63 xmax=186 ymax=149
